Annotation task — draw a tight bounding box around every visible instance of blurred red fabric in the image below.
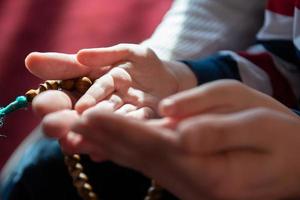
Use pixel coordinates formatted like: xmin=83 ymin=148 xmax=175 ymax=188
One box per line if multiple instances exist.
xmin=0 ymin=0 xmax=172 ymax=169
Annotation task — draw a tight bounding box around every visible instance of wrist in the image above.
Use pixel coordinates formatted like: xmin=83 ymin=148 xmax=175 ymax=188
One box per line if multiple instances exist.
xmin=163 ymin=60 xmax=197 ymax=92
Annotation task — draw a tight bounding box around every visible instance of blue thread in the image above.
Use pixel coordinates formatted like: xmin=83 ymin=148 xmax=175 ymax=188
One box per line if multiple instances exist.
xmin=0 ymin=96 xmax=28 ymax=136
xmin=0 ymin=96 xmax=28 ymax=117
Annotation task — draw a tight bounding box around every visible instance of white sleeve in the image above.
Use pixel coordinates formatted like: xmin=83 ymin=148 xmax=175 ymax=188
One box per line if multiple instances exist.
xmin=141 ymin=0 xmax=267 ymax=60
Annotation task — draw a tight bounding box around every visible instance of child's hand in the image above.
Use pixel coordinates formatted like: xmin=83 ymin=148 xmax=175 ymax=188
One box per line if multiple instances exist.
xmin=26 ymin=44 xmax=196 ymax=119
xmin=74 ymin=44 xmax=184 ymax=116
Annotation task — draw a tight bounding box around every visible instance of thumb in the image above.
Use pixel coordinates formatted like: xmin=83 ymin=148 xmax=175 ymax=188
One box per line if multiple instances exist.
xmin=158 ymin=80 xmax=240 ymax=118
xmin=25 ymin=52 xmax=89 ymax=80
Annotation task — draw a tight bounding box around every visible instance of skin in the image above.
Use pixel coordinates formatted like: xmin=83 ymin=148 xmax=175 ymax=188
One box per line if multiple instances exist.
xmin=26 ymin=44 xmax=300 ymax=199
xmin=26 ymin=43 xmax=196 ymax=160
xmin=42 ymin=80 xmax=300 ymax=200
xmin=26 ymin=44 xmax=197 ymax=118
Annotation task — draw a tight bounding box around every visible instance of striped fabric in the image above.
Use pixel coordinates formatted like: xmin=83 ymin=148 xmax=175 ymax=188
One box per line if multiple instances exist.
xmin=142 ymin=0 xmax=266 ymax=60
xmin=183 ymin=0 xmax=300 ymax=110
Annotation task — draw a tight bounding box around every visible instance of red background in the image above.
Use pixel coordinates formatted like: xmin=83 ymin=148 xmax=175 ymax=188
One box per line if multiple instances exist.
xmin=0 ymin=0 xmax=172 ymax=169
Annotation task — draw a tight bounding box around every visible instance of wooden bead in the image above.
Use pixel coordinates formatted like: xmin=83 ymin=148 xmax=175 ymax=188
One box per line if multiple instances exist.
xmin=80 ymin=183 xmax=94 ymax=199
xmin=72 ymin=154 xmax=81 ymax=161
xmin=82 ymin=183 xmax=92 ymax=192
xmin=75 ymin=77 xmax=92 ymax=94
xmin=38 ymin=83 xmax=48 ymax=93
xmin=145 ymin=180 xmax=163 ymax=200
xmin=25 ymin=89 xmax=38 ymax=102
xmin=65 ymin=155 xmax=80 ymax=167
xmin=87 ymin=192 xmax=97 ymax=200
xmin=59 ymin=79 xmax=75 ymax=90
xmin=70 ymin=163 xmax=83 ymax=177
xmin=74 ymin=172 xmax=89 ymax=188
xmin=45 ymin=80 xmax=59 ymax=90
xmin=77 ymin=172 xmax=88 ymax=181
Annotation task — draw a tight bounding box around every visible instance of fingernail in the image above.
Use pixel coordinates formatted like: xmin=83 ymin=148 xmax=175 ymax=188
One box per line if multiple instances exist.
xmin=160 ymin=98 xmax=176 ymax=116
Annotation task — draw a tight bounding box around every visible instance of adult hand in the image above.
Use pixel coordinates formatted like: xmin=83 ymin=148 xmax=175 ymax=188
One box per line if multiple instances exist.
xmin=53 ymin=80 xmax=300 ymax=200
xmin=159 ymin=79 xmax=297 ymax=122
xmin=57 ymin=107 xmax=300 ymax=200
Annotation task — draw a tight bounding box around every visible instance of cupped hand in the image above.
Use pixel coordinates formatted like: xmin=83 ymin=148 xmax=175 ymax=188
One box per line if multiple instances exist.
xmin=26 ymin=44 xmax=196 ymax=119
xmin=26 ymin=44 xmax=196 ymax=161
xmin=53 ymin=80 xmax=300 ymax=200
xmin=56 ymin=106 xmax=300 ymax=200
xmin=74 ymin=44 xmax=195 ymax=116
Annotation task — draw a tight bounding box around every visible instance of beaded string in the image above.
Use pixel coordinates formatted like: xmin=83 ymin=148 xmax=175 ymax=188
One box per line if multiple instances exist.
xmin=25 ymin=78 xmax=98 ymax=200
xmin=0 ymin=77 xmax=163 ymax=200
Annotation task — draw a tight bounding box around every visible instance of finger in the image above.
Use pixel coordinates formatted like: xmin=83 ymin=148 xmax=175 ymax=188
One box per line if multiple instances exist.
xmin=122 ymin=87 xmax=159 ymax=111
xmin=80 ymin=94 xmax=124 ymax=117
xmin=177 ymin=108 xmax=276 ymax=155
xmin=159 ymin=80 xmax=250 ymax=118
xmin=81 ymin=93 xmax=123 ymax=113
xmin=32 ymin=90 xmax=74 ymax=117
xmin=42 ymin=110 xmax=79 ymax=139
xmin=25 ymin=52 xmax=90 ymax=80
xmin=114 ymin=104 xmax=137 ymax=115
xmin=77 ymin=44 xmax=149 ymax=67
xmin=125 ymin=107 xmax=156 ymax=120
xmin=75 ymin=67 xmax=132 ymax=113
xmin=146 ymin=118 xmax=179 ymax=130
xmin=70 ymin=116 xmax=127 ymax=163
xmin=94 ymin=94 xmax=124 ymax=111
xmin=59 ymin=131 xmax=106 ymax=159
xmin=82 ymin=111 xmax=178 ymax=155
xmin=176 ymin=110 xmax=300 ymax=200
xmin=59 ymin=131 xmax=83 ymax=155
xmin=74 ymin=73 xmax=115 ymax=113
xmin=160 ymin=79 xmax=295 ymax=118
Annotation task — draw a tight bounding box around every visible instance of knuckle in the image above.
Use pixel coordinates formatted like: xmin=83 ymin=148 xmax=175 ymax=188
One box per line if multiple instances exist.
xmin=221 ymin=80 xmax=244 ymax=94
xmin=199 ymin=116 xmax=226 ymax=134
xmin=109 ymin=66 xmax=123 ymax=75
xmin=178 ymin=117 xmax=219 ymax=150
xmin=116 ymin=43 xmax=141 ymax=54
xmin=250 ymin=107 xmax=276 ymax=125
xmin=144 ymin=47 xmax=155 ymax=56
xmin=109 ymin=66 xmax=130 ymax=78
xmin=214 ymin=80 xmax=244 ymax=94
xmin=109 ymin=67 xmax=131 ymax=86
xmin=178 ymin=115 xmax=234 ymax=153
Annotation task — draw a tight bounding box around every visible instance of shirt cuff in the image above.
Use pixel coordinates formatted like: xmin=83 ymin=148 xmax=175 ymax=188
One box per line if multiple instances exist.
xmin=181 ymin=53 xmax=241 ymax=85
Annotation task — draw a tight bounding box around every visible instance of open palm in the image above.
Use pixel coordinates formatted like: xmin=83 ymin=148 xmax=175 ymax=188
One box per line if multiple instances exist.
xmin=26 ymin=44 xmax=184 ymax=119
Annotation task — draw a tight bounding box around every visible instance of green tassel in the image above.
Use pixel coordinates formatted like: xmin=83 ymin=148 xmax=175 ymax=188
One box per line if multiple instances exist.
xmin=0 ymin=96 xmax=28 ymax=127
